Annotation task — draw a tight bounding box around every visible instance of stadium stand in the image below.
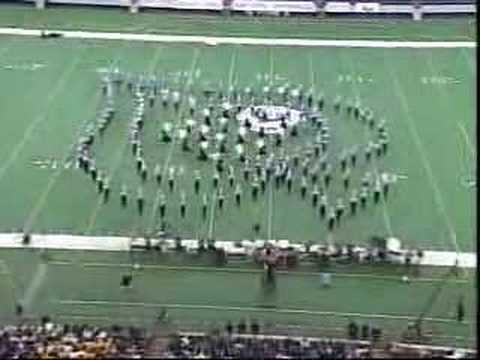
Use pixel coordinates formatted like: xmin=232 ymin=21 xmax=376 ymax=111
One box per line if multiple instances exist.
xmin=0 ymin=321 xmax=146 ymax=359
xmin=1 ymin=320 xmax=475 ymax=359
xmin=165 ymin=332 xmax=373 ymax=358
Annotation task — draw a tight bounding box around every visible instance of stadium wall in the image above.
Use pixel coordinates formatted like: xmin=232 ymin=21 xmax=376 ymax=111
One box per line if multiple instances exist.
xmin=20 ymin=0 xmax=476 ymax=16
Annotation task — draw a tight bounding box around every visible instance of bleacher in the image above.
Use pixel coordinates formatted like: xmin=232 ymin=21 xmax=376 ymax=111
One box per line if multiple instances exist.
xmin=1 ymin=320 xmax=475 ymax=359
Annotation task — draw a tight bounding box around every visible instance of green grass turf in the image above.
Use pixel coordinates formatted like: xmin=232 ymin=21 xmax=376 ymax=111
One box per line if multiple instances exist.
xmin=0 ymin=36 xmax=475 ymax=252
xmin=0 ymin=4 xmax=476 ymax=41
xmin=0 ymin=249 xmax=476 ymax=347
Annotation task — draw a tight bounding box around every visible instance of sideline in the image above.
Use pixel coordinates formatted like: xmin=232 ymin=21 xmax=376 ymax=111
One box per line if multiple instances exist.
xmin=0 ymin=27 xmax=475 ymax=48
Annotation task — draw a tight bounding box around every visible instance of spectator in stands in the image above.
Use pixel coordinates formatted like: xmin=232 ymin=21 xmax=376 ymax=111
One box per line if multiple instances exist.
xmin=0 ymin=320 xmax=145 ymax=359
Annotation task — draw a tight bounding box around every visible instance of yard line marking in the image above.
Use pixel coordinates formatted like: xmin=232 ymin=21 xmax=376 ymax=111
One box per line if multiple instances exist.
xmin=340 ymin=49 xmax=395 ymax=238
xmin=206 ymin=47 xmax=237 ymax=241
xmin=267 ymin=47 xmax=274 ymax=241
xmin=308 ymin=52 xmax=316 ymax=90
xmin=22 ymin=262 xmax=48 ymax=309
xmin=422 ymin=54 xmax=476 ymax=341
xmin=23 ymin=81 xmax=108 ymax=232
xmin=0 ymin=28 xmax=475 ymax=48
xmin=207 ymin=192 xmax=217 ymax=241
xmin=423 ymin=53 xmax=476 ymax=172
xmin=48 ymin=261 xmax=470 ymax=283
xmin=0 ymin=260 xmax=20 ymax=301
xmin=0 ymin=43 xmax=10 ymax=59
xmin=267 ymin=179 xmax=274 ymax=241
xmin=58 ymin=314 xmax=111 ymax=322
xmin=0 ymin=49 xmax=85 ymax=185
xmin=308 ymin=51 xmax=338 ymax=246
xmin=146 ymin=48 xmax=200 ymax=234
xmin=27 ymin=44 xmax=130 ymax=234
xmin=460 ymin=48 xmax=475 ymax=76
xmin=85 ymin=45 xmax=165 ymax=236
xmin=56 ymin=299 xmax=470 ymax=325
xmin=269 ymin=47 xmax=274 ymax=82
xmin=457 ymin=51 xmax=476 ymax=163
xmin=383 ymin=54 xmax=462 ymax=259
xmin=457 ymin=122 xmax=476 ymax=163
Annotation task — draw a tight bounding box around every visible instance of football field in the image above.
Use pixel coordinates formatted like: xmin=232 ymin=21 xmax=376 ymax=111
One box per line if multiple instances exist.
xmin=0 ymin=6 xmax=476 ymax=348
xmin=0 ymin=32 xmax=475 ymax=250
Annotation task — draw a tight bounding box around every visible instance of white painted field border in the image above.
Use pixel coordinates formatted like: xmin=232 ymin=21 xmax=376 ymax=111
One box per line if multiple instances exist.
xmin=0 ymin=233 xmax=476 ymax=268
xmin=47 ymin=260 xmax=470 ymax=284
xmin=0 ymin=28 xmax=475 ymax=48
xmin=56 ymin=299 xmax=471 ymax=324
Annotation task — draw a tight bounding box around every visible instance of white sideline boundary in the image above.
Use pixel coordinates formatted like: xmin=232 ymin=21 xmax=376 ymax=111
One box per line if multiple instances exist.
xmin=0 ymin=233 xmax=476 ymax=268
xmin=56 ymin=299 xmax=471 ymax=324
xmin=0 ymin=27 xmax=475 ymax=48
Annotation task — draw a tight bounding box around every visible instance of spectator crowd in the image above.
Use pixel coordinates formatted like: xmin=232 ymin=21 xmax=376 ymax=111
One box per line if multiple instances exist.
xmin=0 ymin=319 xmax=475 ymax=359
xmin=0 ymin=319 xmax=145 ymax=359
xmin=164 ymin=333 xmax=372 ymax=359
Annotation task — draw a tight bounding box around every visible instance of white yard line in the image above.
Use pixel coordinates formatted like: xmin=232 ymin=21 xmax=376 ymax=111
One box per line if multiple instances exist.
xmin=0 ymin=261 xmax=19 ymax=308
xmin=0 ymin=43 xmax=10 ymax=58
xmin=205 ymin=47 xmax=238 ymax=241
xmin=56 ymin=299 xmax=470 ymax=324
xmin=424 ymin=54 xmax=475 ymax=170
xmin=421 ymin=54 xmax=475 ymax=341
xmin=384 ymin=55 xmax=462 ymax=258
xmin=23 ymin=85 xmax=106 ymax=232
xmin=0 ymin=50 xmax=84 ymax=184
xmin=308 ymin=52 xmax=316 ymax=90
xmin=0 ymin=27 xmax=475 ymax=48
xmin=267 ymin=48 xmax=274 ymax=241
xmin=340 ymin=49 xmax=395 ymax=237
xmin=146 ymin=48 xmax=200 ymax=233
xmin=267 ymin=180 xmax=274 ymax=241
xmin=22 ymin=262 xmax=48 ymax=309
xmin=460 ymin=48 xmax=475 ymax=76
xmin=457 ymin=122 xmax=476 ymax=162
xmin=85 ymin=46 xmax=164 ymax=236
xmin=48 ymin=260 xmax=470 ymax=284
xmin=206 ymin=193 xmax=217 ymax=240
